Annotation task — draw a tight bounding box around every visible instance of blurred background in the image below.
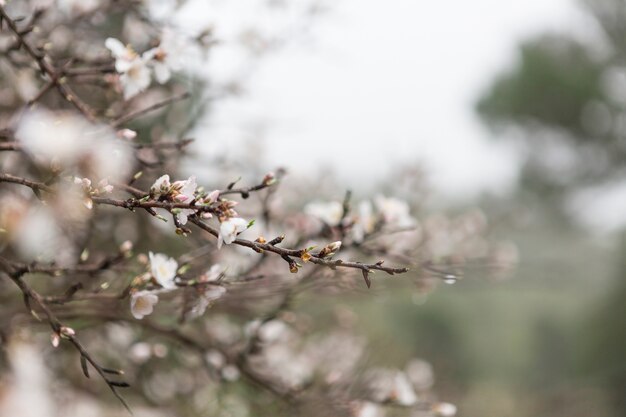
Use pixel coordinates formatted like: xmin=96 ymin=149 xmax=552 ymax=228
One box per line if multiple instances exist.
xmin=181 ymin=0 xmax=625 ymax=416
xmin=3 ymin=0 xmax=626 ymax=416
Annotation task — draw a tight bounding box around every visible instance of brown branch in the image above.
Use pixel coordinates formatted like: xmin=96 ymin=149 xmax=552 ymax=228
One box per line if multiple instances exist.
xmin=0 ymin=264 xmax=132 ymax=412
xmin=0 ymin=172 xmax=54 ymax=195
xmin=0 ymin=6 xmax=96 ymax=121
xmin=111 ymin=92 xmax=191 ymax=127
xmin=0 ymin=142 xmax=21 ymax=151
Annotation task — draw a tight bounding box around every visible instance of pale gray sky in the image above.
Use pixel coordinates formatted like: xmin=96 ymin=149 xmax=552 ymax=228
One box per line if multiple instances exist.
xmin=176 ymin=0 xmax=589 ymax=200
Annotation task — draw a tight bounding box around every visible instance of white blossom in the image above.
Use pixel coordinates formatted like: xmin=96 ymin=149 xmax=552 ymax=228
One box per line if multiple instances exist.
xmin=172 ymin=176 xmax=197 ymax=225
xmin=105 ymin=38 xmax=151 ymax=99
xmin=149 ymin=251 xmax=178 ymax=289
xmin=189 ymin=286 xmax=227 ymax=318
xmin=204 ymin=264 xmax=224 ymax=282
xmin=433 ymin=402 xmax=457 ymax=417
xmin=374 ymin=195 xmax=415 ymax=227
xmin=305 ymin=200 xmax=343 ymax=226
xmin=352 ymin=200 xmax=376 ymax=242
xmin=16 ymin=108 xmax=132 ymax=182
xmin=173 ymin=176 xmax=197 ymax=201
xmin=205 ymin=189 xmax=220 ymax=204
xmin=144 ymin=28 xmax=187 ymax=84
xmin=217 ymin=218 xmax=249 ymax=249
xmin=392 ymin=372 xmax=417 ymax=406
xmin=354 ymin=402 xmax=385 ymax=417
xmin=17 ymin=109 xmax=88 ymax=164
xmin=130 ymin=290 xmax=159 ymax=319
xmin=150 ymin=174 xmax=171 ymax=196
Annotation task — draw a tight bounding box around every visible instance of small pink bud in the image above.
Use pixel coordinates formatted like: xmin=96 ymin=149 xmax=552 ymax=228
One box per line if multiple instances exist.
xmin=262 ymin=172 xmax=276 ymax=185
xmin=60 ymin=326 xmax=76 ymax=337
xmin=117 ymin=128 xmax=137 ymax=140
xmin=51 ymin=332 xmax=60 ymax=348
xmin=206 ymin=190 xmax=220 ymax=204
xmin=120 ymin=240 xmax=133 ymax=253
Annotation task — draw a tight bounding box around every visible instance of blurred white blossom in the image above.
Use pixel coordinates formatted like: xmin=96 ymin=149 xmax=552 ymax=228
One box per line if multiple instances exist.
xmin=352 ymin=200 xmax=376 ymax=242
xmin=433 ymin=402 xmax=457 ymax=417
xmin=375 ymin=195 xmax=415 ymax=227
xmin=145 ymin=28 xmax=188 ymax=84
xmin=130 ymin=290 xmax=159 ymax=319
xmin=105 ymin=37 xmax=152 ymax=99
xmin=218 ymin=217 xmax=249 ymax=249
xmin=151 ymin=174 xmax=172 ymax=196
xmin=305 ymin=200 xmax=343 ymax=226
xmin=16 ymin=108 xmax=132 ymax=181
xmin=149 ymin=251 xmax=178 ymax=289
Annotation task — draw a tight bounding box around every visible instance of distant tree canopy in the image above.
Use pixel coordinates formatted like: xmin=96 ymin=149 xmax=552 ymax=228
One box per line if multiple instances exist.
xmin=477 ymin=0 xmax=626 ymax=193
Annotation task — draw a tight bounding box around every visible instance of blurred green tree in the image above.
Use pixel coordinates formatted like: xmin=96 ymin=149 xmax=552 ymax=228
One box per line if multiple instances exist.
xmin=477 ymin=0 xmax=626 ymax=414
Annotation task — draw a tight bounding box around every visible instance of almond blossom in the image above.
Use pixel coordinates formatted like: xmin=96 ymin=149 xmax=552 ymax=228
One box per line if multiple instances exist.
xmin=144 ymin=28 xmax=187 ymax=84
xmin=374 ymin=195 xmax=415 ymax=227
xmin=150 ymin=174 xmax=172 ymax=197
xmin=105 ymin=38 xmax=151 ymax=99
xmin=149 ymin=252 xmax=178 ymax=289
xmin=172 ymin=176 xmax=197 ymax=225
xmin=217 ymin=217 xmax=249 ymax=249
xmin=130 ymin=290 xmax=159 ymax=319
xmin=304 ymin=200 xmax=343 ymax=226
xmin=352 ymin=200 xmax=376 ymax=242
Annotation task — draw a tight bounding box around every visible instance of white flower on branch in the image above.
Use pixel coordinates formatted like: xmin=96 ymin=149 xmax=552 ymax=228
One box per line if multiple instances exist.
xmin=217 ymin=217 xmax=249 ymax=249
xmin=352 ymin=200 xmax=376 ymax=242
xmin=363 ymin=369 xmax=418 ymax=406
xmin=304 ymin=200 xmax=343 ymax=226
xmin=144 ymin=28 xmax=187 ymax=84
xmin=201 ymin=264 xmax=224 ymax=283
xmin=105 ymin=37 xmax=151 ymax=99
xmin=150 ymin=174 xmax=172 ymax=197
xmin=172 ymin=176 xmax=197 ymax=202
xmin=149 ymin=251 xmax=178 ymax=289
xmin=172 ymin=176 xmax=197 ymax=225
xmin=189 ymin=285 xmax=226 ymax=318
xmin=374 ymin=195 xmax=415 ymax=227
xmin=130 ymin=290 xmax=159 ymax=320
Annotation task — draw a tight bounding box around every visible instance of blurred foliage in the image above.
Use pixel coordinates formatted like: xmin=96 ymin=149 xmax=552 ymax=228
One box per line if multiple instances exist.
xmin=478 ymin=0 xmax=626 ymax=193
xmin=477 ymin=0 xmax=626 ymax=415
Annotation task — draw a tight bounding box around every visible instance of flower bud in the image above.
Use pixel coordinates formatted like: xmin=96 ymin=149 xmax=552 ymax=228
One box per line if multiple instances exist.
xmin=120 ymin=240 xmax=133 ymax=253
xmin=51 ymin=332 xmax=60 ymax=348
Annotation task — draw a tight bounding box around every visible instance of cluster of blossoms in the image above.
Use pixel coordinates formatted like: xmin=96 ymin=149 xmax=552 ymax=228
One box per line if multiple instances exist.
xmin=16 ymin=109 xmax=133 ymax=182
xmin=130 ymin=251 xmax=226 ymax=320
xmin=149 ymin=174 xmax=251 ymax=246
xmin=72 ymin=177 xmax=114 ymax=209
xmin=305 ymin=195 xmax=416 ymax=242
xmin=105 ymin=29 xmax=188 ymax=99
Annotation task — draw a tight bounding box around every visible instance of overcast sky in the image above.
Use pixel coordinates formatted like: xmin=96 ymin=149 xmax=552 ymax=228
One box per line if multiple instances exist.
xmin=177 ymin=0 xmax=589 ymax=201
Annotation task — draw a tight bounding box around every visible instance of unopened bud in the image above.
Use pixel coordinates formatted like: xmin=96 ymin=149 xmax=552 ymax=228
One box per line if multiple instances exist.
xmin=262 ymin=172 xmax=276 ymax=186
xmin=117 ymin=128 xmax=137 ymax=140
xmin=60 ymin=326 xmax=76 ymax=337
xmin=318 ymin=241 xmax=342 ymax=258
xmin=205 ymin=189 xmax=220 ymax=204
xmin=51 ymin=332 xmax=60 ymax=347
xmin=120 ymin=240 xmax=133 ymax=253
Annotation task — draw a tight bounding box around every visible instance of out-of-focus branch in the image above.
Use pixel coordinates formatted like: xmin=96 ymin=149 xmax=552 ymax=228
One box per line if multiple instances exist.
xmin=111 ymin=91 xmax=191 ymax=127
xmin=0 ymin=262 xmax=132 ymax=412
xmin=0 ymin=6 xmax=96 ymax=121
